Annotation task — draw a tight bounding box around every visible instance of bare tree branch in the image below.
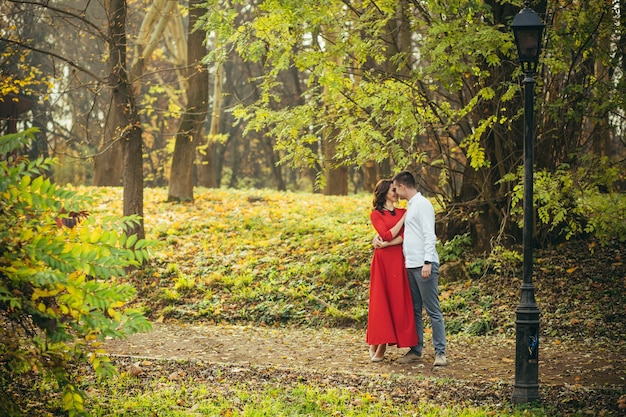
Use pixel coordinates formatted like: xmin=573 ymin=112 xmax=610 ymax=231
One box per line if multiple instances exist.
xmin=0 ymin=37 xmax=105 ymax=83
xmin=6 ymin=0 xmax=107 ymax=39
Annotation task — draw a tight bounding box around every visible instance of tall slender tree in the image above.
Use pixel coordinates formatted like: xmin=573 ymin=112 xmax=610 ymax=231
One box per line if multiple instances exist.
xmin=168 ymin=0 xmax=209 ymax=201
xmin=107 ymin=0 xmax=145 ymax=238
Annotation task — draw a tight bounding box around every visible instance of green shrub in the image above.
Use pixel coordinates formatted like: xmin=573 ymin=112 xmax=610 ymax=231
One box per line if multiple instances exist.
xmin=506 ymin=157 xmax=625 ymax=245
xmin=487 ymin=245 xmax=523 ymax=280
xmin=583 ymin=193 xmax=626 ymax=246
xmin=0 ymin=130 xmax=154 ymax=416
xmin=438 ymin=233 xmax=471 ymax=262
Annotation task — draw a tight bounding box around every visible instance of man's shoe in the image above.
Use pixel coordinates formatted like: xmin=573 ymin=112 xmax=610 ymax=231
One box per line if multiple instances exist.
xmin=396 ymin=351 xmax=421 ymax=364
xmin=434 ymin=353 xmax=448 ymax=366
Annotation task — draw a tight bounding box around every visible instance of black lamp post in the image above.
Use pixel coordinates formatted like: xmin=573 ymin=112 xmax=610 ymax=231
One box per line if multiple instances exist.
xmin=511 ymin=0 xmax=544 ymax=405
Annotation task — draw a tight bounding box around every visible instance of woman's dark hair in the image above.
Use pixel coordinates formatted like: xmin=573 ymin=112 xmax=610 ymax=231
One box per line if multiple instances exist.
xmin=372 ymin=179 xmax=392 ymax=213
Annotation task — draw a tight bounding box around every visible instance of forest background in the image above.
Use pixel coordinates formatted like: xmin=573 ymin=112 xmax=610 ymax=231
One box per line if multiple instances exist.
xmin=1 ymin=0 xmax=625 ymax=415
xmin=1 ymin=0 xmax=624 ymax=250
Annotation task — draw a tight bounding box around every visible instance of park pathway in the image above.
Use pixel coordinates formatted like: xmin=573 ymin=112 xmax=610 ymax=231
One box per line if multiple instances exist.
xmin=103 ymin=322 xmax=624 ymax=388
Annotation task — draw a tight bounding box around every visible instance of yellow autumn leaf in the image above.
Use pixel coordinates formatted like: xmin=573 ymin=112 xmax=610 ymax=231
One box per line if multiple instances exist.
xmin=31 ymin=288 xmax=52 ymax=300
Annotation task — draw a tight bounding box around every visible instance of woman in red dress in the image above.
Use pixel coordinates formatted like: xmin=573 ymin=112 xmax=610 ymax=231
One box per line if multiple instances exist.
xmin=367 ymin=179 xmax=418 ymax=362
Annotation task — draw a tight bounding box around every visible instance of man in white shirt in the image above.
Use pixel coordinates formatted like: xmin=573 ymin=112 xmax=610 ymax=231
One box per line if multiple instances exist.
xmin=392 ymin=171 xmax=447 ymax=366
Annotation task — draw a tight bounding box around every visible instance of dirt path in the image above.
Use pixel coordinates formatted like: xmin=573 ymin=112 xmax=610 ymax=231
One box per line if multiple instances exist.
xmin=103 ymin=323 xmax=625 ymax=388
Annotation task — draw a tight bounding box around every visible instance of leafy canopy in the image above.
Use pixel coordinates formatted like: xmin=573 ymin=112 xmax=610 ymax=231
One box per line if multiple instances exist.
xmin=207 ymin=0 xmax=517 ymax=184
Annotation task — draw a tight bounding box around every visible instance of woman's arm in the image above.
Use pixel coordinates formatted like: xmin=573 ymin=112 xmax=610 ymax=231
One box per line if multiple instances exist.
xmin=373 ymin=235 xmax=403 ymax=249
xmin=389 ymin=212 xmax=406 ymax=238
xmin=371 ymin=211 xmax=405 ymax=241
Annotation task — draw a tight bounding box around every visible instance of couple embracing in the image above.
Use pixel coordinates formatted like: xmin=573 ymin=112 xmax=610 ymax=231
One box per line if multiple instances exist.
xmin=366 ymin=171 xmax=448 ymax=366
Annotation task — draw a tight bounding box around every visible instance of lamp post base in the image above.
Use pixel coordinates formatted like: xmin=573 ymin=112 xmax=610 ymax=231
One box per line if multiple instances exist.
xmin=512 ymin=383 xmax=540 ymax=405
xmin=512 ymin=304 xmax=540 ymax=405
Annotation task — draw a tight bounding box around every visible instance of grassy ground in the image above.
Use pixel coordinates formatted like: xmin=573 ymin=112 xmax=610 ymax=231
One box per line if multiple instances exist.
xmin=119 ymin=187 xmax=624 ymax=344
xmin=78 ymin=356 xmax=621 ymax=417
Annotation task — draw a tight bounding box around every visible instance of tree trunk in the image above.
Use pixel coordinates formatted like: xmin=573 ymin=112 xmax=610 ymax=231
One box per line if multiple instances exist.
xmin=197 ymin=141 xmax=219 ymax=187
xmin=197 ymin=58 xmax=223 ymax=188
xmin=323 ymin=132 xmax=348 ymax=195
xmin=361 ymin=160 xmax=378 ymax=193
xmin=269 ymin=146 xmax=286 ymax=191
xmin=92 ymin=0 xmax=125 ymax=188
xmin=321 ymin=24 xmax=347 ymax=196
xmin=590 ymin=21 xmax=613 ymax=156
xmin=324 ymin=168 xmax=348 ymax=195
xmin=94 ymin=106 xmax=124 ymax=186
xmin=108 ymin=0 xmax=144 ymax=239
xmin=228 ymin=129 xmax=245 ymax=188
xmin=168 ymin=0 xmax=209 ymax=201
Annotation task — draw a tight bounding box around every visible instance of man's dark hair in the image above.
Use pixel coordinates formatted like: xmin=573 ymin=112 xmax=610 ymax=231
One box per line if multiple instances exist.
xmin=392 ymin=170 xmax=416 ymax=189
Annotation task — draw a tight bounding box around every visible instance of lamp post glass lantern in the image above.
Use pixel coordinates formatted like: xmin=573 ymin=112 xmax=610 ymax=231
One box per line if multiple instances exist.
xmin=511 ymin=0 xmax=544 ymax=405
xmin=512 ymin=3 xmax=544 ymax=73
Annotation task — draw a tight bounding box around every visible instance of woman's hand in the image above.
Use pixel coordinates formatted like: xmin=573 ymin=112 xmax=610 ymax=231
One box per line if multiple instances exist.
xmin=372 ymin=235 xmax=403 ymax=249
xmin=372 ymin=235 xmax=385 ymax=249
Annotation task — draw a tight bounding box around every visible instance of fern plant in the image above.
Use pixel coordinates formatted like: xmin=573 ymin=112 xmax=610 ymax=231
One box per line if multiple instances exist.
xmin=0 ymin=129 xmax=154 ymax=416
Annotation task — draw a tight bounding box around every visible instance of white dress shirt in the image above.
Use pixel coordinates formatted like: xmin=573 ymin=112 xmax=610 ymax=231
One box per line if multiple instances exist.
xmin=403 ymin=192 xmax=439 ymax=268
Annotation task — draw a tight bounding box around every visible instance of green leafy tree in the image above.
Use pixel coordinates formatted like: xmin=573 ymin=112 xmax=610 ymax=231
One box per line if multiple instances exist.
xmin=0 ymin=129 xmax=154 ymax=416
xmin=205 ymin=0 xmax=522 ymax=239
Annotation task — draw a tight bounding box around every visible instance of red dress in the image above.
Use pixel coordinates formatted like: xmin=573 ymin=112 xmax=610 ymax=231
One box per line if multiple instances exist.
xmin=366 ymin=208 xmax=418 ymax=348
